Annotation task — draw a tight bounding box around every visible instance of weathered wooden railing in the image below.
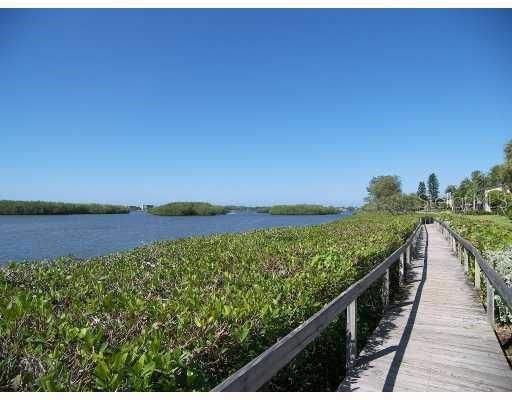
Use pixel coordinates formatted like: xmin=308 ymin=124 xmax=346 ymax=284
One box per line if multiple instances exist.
xmin=434 ymin=219 xmax=512 ymax=328
xmin=212 ymin=222 xmax=424 ymax=391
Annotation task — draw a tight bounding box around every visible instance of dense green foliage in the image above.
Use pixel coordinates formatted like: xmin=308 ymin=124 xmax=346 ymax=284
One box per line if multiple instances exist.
xmin=366 ymin=175 xmax=401 ymax=201
xmin=437 ymin=213 xmax=512 ymax=252
xmin=268 ymin=204 xmax=339 ymax=215
xmin=149 ymin=202 xmax=228 ymax=216
xmin=417 ymin=181 xmax=427 ymax=200
xmin=362 ymin=176 xmax=423 ymax=214
xmin=427 ymin=173 xmax=439 ymax=201
xmin=0 ymin=200 xmax=129 ymax=215
xmin=361 ymin=194 xmax=423 ymax=214
xmin=0 ymin=213 xmax=418 ymax=391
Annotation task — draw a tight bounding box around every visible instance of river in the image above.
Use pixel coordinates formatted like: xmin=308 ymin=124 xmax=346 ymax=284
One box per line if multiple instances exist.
xmin=0 ymin=211 xmax=348 ymax=265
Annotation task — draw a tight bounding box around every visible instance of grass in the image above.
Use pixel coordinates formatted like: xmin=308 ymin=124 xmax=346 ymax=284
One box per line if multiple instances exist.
xmin=0 ymin=212 xmax=419 ymax=391
xmin=0 ymin=200 xmax=129 ymax=215
xmin=268 ymin=204 xmax=340 ymax=215
xmin=148 ymin=202 xmax=228 ymax=216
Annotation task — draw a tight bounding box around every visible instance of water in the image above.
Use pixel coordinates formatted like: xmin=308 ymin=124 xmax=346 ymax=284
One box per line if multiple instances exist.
xmin=0 ymin=211 xmax=348 ymax=265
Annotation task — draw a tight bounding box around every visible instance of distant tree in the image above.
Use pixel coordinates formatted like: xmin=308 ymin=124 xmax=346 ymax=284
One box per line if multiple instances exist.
xmin=417 ymin=181 xmax=427 ymax=200
xmin=455 ymin=178 xmax=475 ymax=211
xmin=366 ymin=175 xmax=402 ymax=202
xmin=427 ymin=173 xmax=440 ymax=201
xmin=505 ymin=140 xmax=512 ymax=163
xmin=470 ymin=170 xmax=486 ymax=195
xmin=445 ymin=185 xmax=457 ymax=194
xmin=456 ymin=178 xmax=474 ymax=197
xmin=487 ymin=164 xmax=504 ymax=187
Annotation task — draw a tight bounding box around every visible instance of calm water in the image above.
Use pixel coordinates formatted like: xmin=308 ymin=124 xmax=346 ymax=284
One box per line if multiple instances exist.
xmin=0 ymin=211 xmax=348 ymax=265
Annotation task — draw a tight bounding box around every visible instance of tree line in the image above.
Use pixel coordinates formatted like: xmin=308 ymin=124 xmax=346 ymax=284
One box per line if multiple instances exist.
xmin=0 ymin=200 xmax=129 ymax=215
xmin=444 ymin=140 xmax=512 ymax=214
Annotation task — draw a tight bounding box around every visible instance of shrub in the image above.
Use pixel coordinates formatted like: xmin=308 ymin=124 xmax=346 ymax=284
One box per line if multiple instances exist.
xmin=484 ymin=249 xmax=512 ymax=323
xmin=360 ymin=194 xmax=424 ymax=214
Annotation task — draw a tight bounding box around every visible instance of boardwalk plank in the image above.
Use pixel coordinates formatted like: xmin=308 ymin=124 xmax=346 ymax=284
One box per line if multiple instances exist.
xmin=339 ymin=224 xmax=512 ymax=392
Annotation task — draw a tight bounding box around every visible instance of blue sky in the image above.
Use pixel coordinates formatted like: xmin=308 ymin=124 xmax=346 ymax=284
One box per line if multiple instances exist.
xmin=1 ymin=9 xmax=511 ymax=206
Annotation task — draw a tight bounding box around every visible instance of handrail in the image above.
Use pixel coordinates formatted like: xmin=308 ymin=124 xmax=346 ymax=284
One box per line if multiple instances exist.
xmin=212 ymin=222 xmax=423 ymax=392
xmin=434 ymin=219 xmax=512 ymax=319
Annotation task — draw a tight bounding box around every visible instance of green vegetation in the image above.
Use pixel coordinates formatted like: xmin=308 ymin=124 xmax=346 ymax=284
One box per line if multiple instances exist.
xmin=427 ymin=173 xmax=440 ymax=201
xmin=412 ymin=172 xmax=444 ymax=211
xmin=417 ymin=181 xmax=427 ymax=201
xmin=437 ymin=212 xmax=512 ymax=252
xmin=366 ymin=175 xmax=402 ymax=201
xmin=361 ymin=175 xmax=423 ymax=214
xmin=148 ymin=202 xmax=228 ymax=216
xmin=0 ymin=200 xmax=129 ymax=215
xmin=445 ymin=139 xmax=512 ymax=215
xmin=268 ymin=204 xmax=339 ymax=215
xmin=464 ymin=214 xmax=512 ymax=229
xmin=0 ymin=213 xmax=418 ymax=391
xmin=487 ymin=190 xmax=512 ymax=219
xmin=224 ymin=206 xmax=271 ymax=213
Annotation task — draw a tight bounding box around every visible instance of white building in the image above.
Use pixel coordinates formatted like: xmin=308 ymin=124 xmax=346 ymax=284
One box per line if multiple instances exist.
xmin=484 ymin=187 xmax=504 ymax=212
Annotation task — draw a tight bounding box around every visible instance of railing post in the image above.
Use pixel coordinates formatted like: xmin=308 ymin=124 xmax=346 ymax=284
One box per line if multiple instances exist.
xmin=382 ymin=269 xmax=389 ymax=307
xmin=486 ymin=279 xmax=495 ymax=329
xmin=346 ymin=299 xmax=357 ymax=371
xmin=475 ymin=258 xmax=481 ymax=290
xmin=463 ymin=248 xmax=469 ymax=275
xmin=405 ymin=245 xmax=410 ymax=277
xmin=399 ymin=252 xmax=405 ymax=285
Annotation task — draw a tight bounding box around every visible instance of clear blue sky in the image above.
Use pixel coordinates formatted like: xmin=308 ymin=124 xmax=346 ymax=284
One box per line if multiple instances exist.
xmin=1 ymin=9 xmax=511 ymax=206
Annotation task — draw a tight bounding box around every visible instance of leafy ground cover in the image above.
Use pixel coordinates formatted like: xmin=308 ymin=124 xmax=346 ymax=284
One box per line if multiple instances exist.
xmin=0 ymin=200 xmax=129 ymax=215
xmin=268 ymin=204 xmax=340 ymax=215
xmin=436 ymin=212 xmax=512 ymax=252
xmin=463 ymin=214 xmax=512 ymax=229
xmin=0 ymin=213 xmax=418 ymax=391
xmin=148 ymin=202 xmax=228 ymax=216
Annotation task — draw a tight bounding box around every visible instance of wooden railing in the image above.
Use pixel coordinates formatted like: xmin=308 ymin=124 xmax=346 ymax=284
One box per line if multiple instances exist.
xmin=434 ymin=219 xmax=512 ymax=327
xmin=212 ymin=222 xmax=424 ymax=392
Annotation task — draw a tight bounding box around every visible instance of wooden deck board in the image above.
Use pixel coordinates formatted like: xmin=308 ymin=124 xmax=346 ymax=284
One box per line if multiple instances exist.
xmin=339 ymin=224 xmax=512 ymax=392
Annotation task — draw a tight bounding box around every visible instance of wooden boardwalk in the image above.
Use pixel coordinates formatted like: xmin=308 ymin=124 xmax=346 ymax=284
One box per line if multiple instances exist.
xmin=340 ymin=224 xmax=512 ymax=392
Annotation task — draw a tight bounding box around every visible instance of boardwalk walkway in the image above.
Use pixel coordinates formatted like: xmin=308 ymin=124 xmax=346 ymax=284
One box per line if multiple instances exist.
xmin=340 ymin=223 xmax=512 ymax=391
